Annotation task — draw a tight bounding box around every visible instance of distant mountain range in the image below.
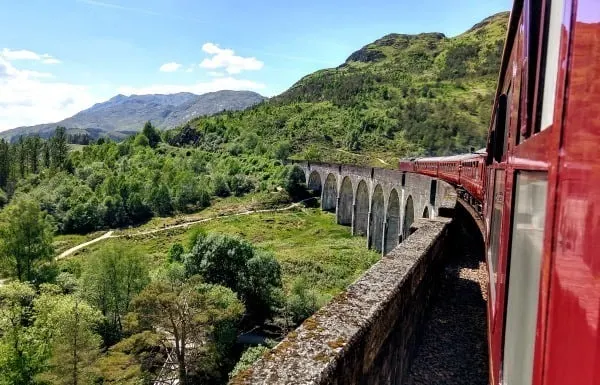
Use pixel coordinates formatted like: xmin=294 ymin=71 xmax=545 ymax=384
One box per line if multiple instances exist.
xmin=1 ymin=90 xmax=266 ymax=141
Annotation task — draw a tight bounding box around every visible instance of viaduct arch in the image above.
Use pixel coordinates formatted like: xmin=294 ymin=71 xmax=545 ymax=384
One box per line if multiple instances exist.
xmin=295 ymin=161 xmax=456 ymax=255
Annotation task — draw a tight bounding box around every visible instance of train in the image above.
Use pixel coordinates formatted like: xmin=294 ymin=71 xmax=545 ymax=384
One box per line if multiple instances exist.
xmin=399 ymin=150 xmax=487 ymax=212
xmin=398 ymin=0 xmax=600 ymax=384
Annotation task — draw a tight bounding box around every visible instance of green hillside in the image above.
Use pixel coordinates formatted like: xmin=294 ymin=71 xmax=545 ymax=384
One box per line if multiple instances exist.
xmin=178 ymin=12 xmax=508 ymax=166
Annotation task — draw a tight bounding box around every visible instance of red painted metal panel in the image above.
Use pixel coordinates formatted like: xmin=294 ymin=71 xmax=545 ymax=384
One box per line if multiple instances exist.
xmin=543 ymin=2 xmax=600 ymax=383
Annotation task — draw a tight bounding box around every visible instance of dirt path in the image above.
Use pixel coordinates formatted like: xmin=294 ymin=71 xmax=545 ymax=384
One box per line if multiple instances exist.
xmin=56 ymin=199 xmax=315 ymax=259
xmin=57 ymin=231 xmax=114 ymax=260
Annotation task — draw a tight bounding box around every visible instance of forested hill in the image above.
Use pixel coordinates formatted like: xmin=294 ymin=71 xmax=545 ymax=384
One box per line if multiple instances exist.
xmin=178 ymin=12 xmax=509 ymax=165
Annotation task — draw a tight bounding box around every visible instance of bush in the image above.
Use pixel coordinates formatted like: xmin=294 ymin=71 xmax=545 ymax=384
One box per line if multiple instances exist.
xmin=227 ymin=174 xmax=254 ymax=197
xmin=211 ymin=174 xmax=231 ymax=198
xmin=286 ymin=277 xmax=324 ymax=325
xmin=184 ymin=234 xmax=283 ymax=322
xmin=229 ymin=346 xmax=270 ymax=379
xmin=168 ymin=243 xmax=184 ymax=263
xmin=284 ymin=165 xmax=307 ymax=200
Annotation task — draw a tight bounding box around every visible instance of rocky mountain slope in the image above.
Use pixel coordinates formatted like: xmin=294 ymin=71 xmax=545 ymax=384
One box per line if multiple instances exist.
xmin=2 ymin=90 xmax=266 ymax=141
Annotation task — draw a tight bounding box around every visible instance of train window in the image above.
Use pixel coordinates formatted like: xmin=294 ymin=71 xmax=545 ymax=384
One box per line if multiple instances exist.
xmin=539 ymin=0 xmax=564 ymax=131
xmin=493 ymin=93 xmax=509 ymax=163
xmin=524 ymin=0 xmax=544 ymax=139
xmin=502 ymin=172 xmax=548 ymax=385
xmin=487 ymin=170 xmax=505 ymax=313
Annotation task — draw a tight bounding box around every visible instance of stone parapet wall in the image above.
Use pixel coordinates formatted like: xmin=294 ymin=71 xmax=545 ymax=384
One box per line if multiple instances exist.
xmin=230 ymin=218 xmax=452 ymax=385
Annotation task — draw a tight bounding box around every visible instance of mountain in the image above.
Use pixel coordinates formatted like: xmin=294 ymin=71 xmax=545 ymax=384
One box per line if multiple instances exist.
xmin=1 ymin=90 xmax=266 ymax=141
xmin=178 ymin=12 xmax=509 ymax=165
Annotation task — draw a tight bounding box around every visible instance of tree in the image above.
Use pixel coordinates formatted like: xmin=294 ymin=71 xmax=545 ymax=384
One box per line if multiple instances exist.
xmin=26 ymin=136 xmax=41 ymax=174
xmin=211 ymin=174 xmax=231 ymax=198
xmin=184 ymin=234 xmax=283 ymax=322
xmin=126 ymin=192 xmax=152 ymax=223
xmin=142 ymin=121 xmax=161 ymax=148
xmin=50 ymin=127 xmax=69 ymax=170
xmin=129 ymin=272 xmax=244 ymax=384
xmin=0 ymin=282 xmax=46 ymax=385
xmin=149 ymin=184 xmax=172 ymax=216
xmin=81 ymin=245 xmax=149 ymax=343
xmin=34 ymin=288 xmax=103 ymax=385
xmin=0 ymin=139 xmax=11 ymax=189
xmin=284 ymin=165 xmax=308 ymax=200
xmin=0 ymin=198 xmax=54 ymax=281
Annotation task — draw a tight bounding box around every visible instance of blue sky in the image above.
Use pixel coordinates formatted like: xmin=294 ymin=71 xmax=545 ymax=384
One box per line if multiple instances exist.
xmin=0 ymin=0 xmax=511 ymax=130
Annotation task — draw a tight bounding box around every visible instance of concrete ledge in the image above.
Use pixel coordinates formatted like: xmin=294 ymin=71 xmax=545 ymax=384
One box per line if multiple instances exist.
xmin=230 ymin=219 xmax=452 ymax=385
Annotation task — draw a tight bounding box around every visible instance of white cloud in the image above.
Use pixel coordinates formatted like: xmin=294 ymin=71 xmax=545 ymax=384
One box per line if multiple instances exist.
xmin=200 ymin=43 xmax=263 ymax=74
xmin=42 ymin=58 xmax=61 ymax=65
xmin=118 ymin=76 xmax=265 ymax=96
xmin=1 ymin=48 xmax=61 ymax=64
xmin=0 ymin=57 xmax=100 ymax=131
xmin=207 ymin=71 xmax=224 ymax=77
xmin=159 ymin=62 xmax=182 ymax=72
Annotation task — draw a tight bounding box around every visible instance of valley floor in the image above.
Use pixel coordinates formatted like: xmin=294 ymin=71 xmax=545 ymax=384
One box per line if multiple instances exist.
xmin=55 ymin=197 xmax=380 ymax=296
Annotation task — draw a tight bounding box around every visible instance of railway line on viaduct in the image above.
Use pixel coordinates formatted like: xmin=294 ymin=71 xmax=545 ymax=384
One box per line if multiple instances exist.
xmin=230 ymin=161 xmax=488 ymax=385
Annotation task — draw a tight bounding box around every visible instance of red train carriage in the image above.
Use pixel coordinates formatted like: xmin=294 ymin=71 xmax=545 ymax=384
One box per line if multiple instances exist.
xmin=399 ymin=152 xmax=485 ymax=203
xmin=484 ymin=0 xmax=600 ymax=384
xmin=459 ymin=153 xmax=486 ymax=202
xmin=398 ymin=0 xmax=600 ymax=383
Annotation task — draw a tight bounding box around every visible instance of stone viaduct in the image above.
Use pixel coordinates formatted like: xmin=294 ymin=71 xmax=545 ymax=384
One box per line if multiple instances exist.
xmin=294 ymin=161 xmax=456 ymax=254
xmin=231 ymin=162 xmax=463 ymax=385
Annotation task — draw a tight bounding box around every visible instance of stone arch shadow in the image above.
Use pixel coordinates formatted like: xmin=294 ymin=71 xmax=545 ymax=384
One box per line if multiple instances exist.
xmin=402 ymin=195 xmax=415 ymax=241
xmin=337 ymin=176 xmax=353 ymax=226
xmin=369 ymin=184 xmax=385 ymax=252
xmin=385 ymin=189 xmax=400 ymax=254
xmin=308 ymin=171 xmax=322 ymax=196
xmin=353 ymin=180 xmax=369 ymax=236
xmin=322 ymin=173 xmax=337 ymax=212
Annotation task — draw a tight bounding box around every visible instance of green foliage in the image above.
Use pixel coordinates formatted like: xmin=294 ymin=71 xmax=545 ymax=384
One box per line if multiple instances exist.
xmin=34 ymin=289 xmax=103 ymax=385
xmin=141 ymin=121 xmax=161 ymax=148
xmin=80 ymin=245 xmax=149 ymax=344
xmin=133 ymin=133 xmax=149 ymax=147
xmin=50 ymin=127 xmax=70 ymax=170
xmin=168 ymin=242 xmax=184 ymax=263
xmin=229 ymin=345 xmax=269 ymax=379
xmin=273 ymin=140 xmax=291 ymax=161
xmin=0 ymin=198 xmax=54 ymax=281
xmin=283 ymin=165 xmax=308 ymax=199
xmin=285 ymin=277 xmax=326 ymax=325
xmin=0 ymin=282 xmax=45 ymax=385
xmin=129 ymin=273 xmax=244 ymax=384
xmin=93 ymin=331 xmax=163 ymax=385
xmin=211 ymin=174 xmax=231 ymax=198
xmin=184 ymin=233 xmax=283 ymax=322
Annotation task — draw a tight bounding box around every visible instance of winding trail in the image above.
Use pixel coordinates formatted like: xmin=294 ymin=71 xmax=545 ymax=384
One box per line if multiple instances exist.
xmin=57 ymin=231 xmax=114 ymax=260
xmin=56 ymin=199 xmax=315 ymax=259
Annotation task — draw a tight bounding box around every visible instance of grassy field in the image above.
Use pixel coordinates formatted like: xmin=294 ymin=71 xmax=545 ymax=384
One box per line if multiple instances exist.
xmin=59 ymin=206 xmax=380 ymax=296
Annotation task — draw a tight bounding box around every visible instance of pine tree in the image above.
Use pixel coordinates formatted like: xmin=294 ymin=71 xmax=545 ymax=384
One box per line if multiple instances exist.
xmin=50 ymin=127 xmax=69 ymax=170
xmin=0 ymin=139 xmax=11 ymax=189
